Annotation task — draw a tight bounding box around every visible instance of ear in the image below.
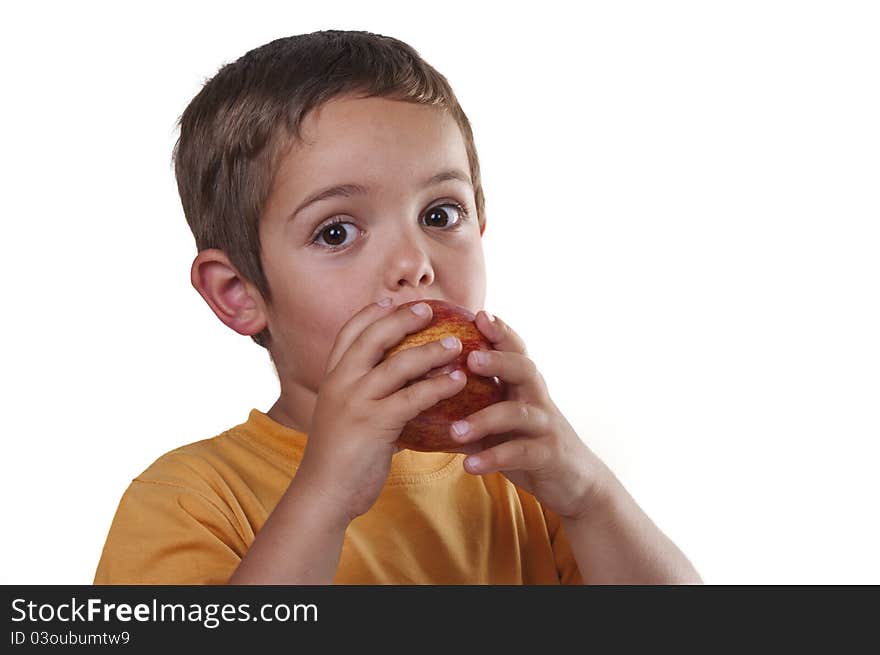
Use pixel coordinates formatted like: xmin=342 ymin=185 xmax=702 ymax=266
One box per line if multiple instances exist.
xmin=190 ymin=249 xmax=269 ymax=338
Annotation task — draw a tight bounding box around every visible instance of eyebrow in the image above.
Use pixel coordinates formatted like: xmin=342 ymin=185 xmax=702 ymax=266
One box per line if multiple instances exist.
xmin=288 ymin=168 xmax=473 ymax=224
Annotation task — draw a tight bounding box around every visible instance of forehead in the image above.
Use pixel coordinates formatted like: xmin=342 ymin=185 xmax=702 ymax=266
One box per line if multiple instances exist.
xmin=274 ymin=95 xmax=469 ymax=190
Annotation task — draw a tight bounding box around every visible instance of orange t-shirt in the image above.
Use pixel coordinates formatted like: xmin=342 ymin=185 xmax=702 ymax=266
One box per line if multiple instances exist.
xmin=93 ymin=409 xmax=582 ymax=584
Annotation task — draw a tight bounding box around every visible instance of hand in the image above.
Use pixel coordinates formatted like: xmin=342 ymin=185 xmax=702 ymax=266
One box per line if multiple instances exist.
xmin=296 ymin=299 xmax=469 ymax=523
xmin=446 ymin=311 xmax=614 ymax=521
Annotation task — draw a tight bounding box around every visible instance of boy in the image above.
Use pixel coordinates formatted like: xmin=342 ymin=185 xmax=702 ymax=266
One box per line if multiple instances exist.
xmin=94 ymin=29 xmax=702 ymax=585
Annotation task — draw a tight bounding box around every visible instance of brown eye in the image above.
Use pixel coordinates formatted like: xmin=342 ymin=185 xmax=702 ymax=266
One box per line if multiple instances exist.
xmin=423 ymin=203 xmax=466 ymax=229
xmin=314 ymin=220 xmax=357 ymax=250
xmin=323 ymin=223 xmax=347 ymax=245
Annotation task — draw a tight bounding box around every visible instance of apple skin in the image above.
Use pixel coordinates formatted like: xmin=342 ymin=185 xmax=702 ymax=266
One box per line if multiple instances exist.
xmin=383 ymin=299 xmax=505 ymax=452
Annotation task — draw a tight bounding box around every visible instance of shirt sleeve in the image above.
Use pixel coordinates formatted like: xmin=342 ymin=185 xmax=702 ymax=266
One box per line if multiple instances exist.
xmin=542 ymin=505 xmax=584 ymax=585
xmin=93 ymin=478 xmax=248 ymax=585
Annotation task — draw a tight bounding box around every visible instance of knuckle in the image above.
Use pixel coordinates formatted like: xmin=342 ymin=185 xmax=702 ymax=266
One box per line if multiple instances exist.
xmin=383 ymin=350 xmax=407 ymax=377
xmin=518 ymin=402 xmax=531 ymax=423
xmin=533 ymin=443 xmax=550 ymax=466
xmin=530 ymin=406 xmax=547 ymax=430
xmin=525 ymin=357 xmax=538 ymax=378
xmin=422 ymin=384 xmax=446 ymax=412
xmin=401 ymin=382 xmax=422 ymax=409
xmin=409 ymin=379 xmax=442 ymax=413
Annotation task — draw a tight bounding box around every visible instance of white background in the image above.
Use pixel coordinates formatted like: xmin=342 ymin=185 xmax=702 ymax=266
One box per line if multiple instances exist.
xmin=1 ymin=1 xmax=877 ymax=584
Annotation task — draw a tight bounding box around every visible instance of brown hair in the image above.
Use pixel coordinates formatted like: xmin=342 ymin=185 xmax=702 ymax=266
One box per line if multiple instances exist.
xmin=171 ymin=29 xmax=486 ymax=349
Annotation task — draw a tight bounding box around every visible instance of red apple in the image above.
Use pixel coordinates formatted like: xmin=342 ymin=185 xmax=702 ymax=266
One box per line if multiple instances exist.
xmin=383 ymin=299 xmax=504 ymax=452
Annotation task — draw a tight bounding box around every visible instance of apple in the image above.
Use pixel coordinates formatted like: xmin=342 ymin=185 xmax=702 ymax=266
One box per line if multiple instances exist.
xmin=383 ymin=299 xmax=505 ymax=452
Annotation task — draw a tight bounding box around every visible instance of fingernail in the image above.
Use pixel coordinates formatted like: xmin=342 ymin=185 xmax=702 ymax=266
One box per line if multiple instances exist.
xmin=471 ymin=350 xmax=487 ymax=366
xmin=465 ymin=455 xmax=482 ymax=473
xmin=411 ymin=302 xmax=430 ymax=317
xmin=378 ymin=297 xmax=393 ymax=307
xmin=452 ymin=420 xmax=470 ymax=436
xmin=485 ymin=311 xmax=495 ymax=323
xmin=441 ymin=336 xmax=460 ymax=349
xmin=449 ymin=370 xmax=465 ymax=382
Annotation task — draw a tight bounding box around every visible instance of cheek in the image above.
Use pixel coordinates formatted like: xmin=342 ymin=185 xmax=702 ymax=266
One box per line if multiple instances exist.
xmin=293 ymin=318 xmax=339 ymax=388
xmin=446 ymin=248 xmax=486 ymax=306
xmin=274 ymin=294 xmax=348 ymax=384
xmin=307 ymin=294 xmax=371 ymax=356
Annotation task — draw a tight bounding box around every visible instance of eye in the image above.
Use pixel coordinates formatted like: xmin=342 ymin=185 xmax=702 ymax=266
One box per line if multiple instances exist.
xmin=312 ymin=218 xmax=358 ymax=250
xmin=309 ymin=201 xmax=471 ymax=252
xmin=422 ymin=202 xmax=469 ymax=229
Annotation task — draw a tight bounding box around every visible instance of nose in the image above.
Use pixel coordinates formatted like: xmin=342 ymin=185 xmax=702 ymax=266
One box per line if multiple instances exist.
xmin=383 ymin=226 xmax=435 ymax=291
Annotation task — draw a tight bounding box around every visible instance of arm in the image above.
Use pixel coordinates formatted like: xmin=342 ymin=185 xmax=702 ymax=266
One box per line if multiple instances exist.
xmin=230 ymin=299 xmax=468 ymax=584
xmin=561 ymin=468 xmax=703 ymax=585
xmin=227 ymin=472 xmax=350 ymax=585
xmin=446 ymin=309 xmax=702 ymax=585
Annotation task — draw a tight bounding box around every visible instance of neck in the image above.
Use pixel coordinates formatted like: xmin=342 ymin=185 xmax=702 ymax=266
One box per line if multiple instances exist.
xmin=267 ymin=383 xmax=316 ymax=434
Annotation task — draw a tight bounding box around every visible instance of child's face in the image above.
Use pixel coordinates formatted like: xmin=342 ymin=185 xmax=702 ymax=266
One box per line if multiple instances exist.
xmin=256 ymin=93 xmax=486 ymax=420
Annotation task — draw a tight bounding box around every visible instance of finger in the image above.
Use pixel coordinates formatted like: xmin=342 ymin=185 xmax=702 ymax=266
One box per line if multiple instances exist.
xmin=325 ymin=298 xmax=398 ymax=374
xmin=366 ymin=333 xmax=464 ymax=399
xmin=449 ymin=400 xmax=549 ymax=445
xmin=441 ymin=432 xmax=510 ymax=456
xmin=380 ymin=367 xmax=469 ymax=426
xmin=463 ymin=436 xmax=552 ymax=476
xmin=474 ymin=311 xmax=528 ymax=355
xmin=466 ymin=350 xmax=550 ymax=404
xmin=335 ymin=301 xmax=436 ymax=379
xmin=466 ymin=350 xmax=536 ymax=387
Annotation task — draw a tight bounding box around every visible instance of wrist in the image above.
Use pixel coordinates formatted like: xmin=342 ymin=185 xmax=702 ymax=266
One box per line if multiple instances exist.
xmin=287 ymin=465 xmax=357 ymax=530
xmin=561 ymin=455 xmax=620 ymax=524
